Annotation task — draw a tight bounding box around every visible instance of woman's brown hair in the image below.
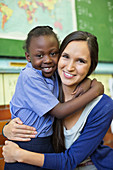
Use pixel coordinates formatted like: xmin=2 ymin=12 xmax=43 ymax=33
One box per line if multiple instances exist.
xmin=52 ymin=31 xmax=99 ymax=153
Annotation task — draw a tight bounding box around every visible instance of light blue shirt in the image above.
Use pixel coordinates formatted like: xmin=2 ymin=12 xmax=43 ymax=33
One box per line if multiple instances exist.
xmin=10 ymin=62 xmax=59 ymax=137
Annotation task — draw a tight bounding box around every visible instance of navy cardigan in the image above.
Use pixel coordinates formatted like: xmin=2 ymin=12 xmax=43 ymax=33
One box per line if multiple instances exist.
xmin=43 ymin=94 xmax=113 ymax=170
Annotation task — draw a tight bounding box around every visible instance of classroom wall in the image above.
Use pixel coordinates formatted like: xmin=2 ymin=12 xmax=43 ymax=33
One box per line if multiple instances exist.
xmin=1 ymin=0 xmax=113 ymax=62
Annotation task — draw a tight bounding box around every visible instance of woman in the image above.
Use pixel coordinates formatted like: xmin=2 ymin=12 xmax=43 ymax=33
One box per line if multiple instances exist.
xmin=3 ymin=31 xmax=113 ymax=170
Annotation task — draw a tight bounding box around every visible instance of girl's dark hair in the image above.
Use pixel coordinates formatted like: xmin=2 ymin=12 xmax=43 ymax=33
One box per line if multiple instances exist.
xmin=23 ymin=26 xmax=59 ymax=52
xmin=52 ymin=31 xmax=99 ymax=153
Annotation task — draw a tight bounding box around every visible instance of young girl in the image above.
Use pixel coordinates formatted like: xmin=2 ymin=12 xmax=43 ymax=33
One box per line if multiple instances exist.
xmin=3 ymin=28 xmax=104 ymax=170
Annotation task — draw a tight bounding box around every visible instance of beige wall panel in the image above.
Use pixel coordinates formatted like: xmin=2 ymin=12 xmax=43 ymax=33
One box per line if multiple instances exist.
xmin=89 ymin=74 xmax=112 ymax=96
xmin=3 ymin=74 xmax=19 ymax=105
xmin=0 ymin=74 xmax=4 ymax=105
xmin=2 ymin=73 xmax=113 ymax=105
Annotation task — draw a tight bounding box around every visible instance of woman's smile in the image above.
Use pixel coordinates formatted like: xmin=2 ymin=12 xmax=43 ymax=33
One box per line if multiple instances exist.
xmin=63 ymin=71 xmax=76 ymax=79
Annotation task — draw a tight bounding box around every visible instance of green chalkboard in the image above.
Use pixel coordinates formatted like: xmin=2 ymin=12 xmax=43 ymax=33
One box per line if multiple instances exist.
xmin=75 ymin=0 xmax=113 ymax=62
xmin=0 ymin=38 xmax=25 ymax=57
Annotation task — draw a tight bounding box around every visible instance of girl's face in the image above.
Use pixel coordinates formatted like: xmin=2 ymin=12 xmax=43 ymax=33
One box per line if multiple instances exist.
xmin=25 ymin=35 xmax=59 ymax=78
xmin=58 ymin=41 xmax=91 ymax=88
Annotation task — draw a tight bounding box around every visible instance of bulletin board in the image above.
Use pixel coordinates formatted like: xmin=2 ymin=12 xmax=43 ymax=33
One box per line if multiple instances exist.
xmin=75 ymin=0 xmax=113 ymax=62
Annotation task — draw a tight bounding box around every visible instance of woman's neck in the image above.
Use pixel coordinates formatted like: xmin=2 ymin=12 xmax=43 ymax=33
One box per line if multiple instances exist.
xmin=62 ymin=84 xmax=77 ymax=102
xmin=62 ymin=83 xmax=84 ymax=130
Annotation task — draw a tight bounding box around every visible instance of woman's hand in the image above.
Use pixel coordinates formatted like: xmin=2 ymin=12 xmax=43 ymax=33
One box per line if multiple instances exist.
xmin=2 ymin=141 xmax=20 ymax=163
xmin=3 ymin=141 xmax=44 ymax=166
xmin=72 ymin=78 xmax=91 ymax=97
xmin=3 ymin=118 xmax=37 ymax=141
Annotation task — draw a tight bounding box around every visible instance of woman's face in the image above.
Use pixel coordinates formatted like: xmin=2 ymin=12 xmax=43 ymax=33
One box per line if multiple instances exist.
xmin=58 ymin=41 xmax=91 ymax=88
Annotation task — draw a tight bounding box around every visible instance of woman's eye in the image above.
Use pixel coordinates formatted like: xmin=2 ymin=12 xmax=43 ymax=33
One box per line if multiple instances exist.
xmin=78 ymin=59 xmax=85 ymax=63
xmin=62 ymin=55 xmax=69 ymax=59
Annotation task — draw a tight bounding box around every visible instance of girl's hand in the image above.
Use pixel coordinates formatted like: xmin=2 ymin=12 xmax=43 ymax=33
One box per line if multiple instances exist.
xmin=2 ymin=141 xmax=20 ymax=163
xmin=91 ymin=78 xmax=104 ymax=95
xmin=72 ymin=78 xmax=91 ymax=97
xmin=3 ymin=118 xmax=37 ymax=141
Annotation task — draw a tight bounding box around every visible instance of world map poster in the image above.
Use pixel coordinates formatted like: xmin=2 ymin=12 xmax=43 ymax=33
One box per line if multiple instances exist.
xmin=0 ymin=0 xmax=76 ymax=41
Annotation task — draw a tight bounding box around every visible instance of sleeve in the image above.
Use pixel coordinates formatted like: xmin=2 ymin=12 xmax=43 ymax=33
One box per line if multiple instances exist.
xmin=23 ymin=73 xmax=59 ymax=117
xmin=43 ymin=95 xmax=113 ymax=170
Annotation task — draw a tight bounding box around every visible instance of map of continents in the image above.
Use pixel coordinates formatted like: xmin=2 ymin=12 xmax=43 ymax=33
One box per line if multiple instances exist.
xmin=0 ymin=3 xmax=13 ymax=29
xmin=0 ymin=0 xmax=75 ymax=40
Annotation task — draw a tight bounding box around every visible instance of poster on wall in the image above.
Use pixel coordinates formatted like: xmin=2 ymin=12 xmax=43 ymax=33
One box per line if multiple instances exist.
xmin=0 ymin=0 xmax=77 ymax=41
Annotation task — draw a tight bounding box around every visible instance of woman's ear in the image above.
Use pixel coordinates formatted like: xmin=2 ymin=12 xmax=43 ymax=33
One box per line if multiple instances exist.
xmin=25 ymin=52 xmax=31 ymax=62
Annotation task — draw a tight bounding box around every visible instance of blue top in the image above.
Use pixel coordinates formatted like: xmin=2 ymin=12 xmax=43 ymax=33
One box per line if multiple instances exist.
xmin=43 ymin=94 xmax=113 ymax=170
xmin=10 ymin=62 xmax=59 ymax=137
